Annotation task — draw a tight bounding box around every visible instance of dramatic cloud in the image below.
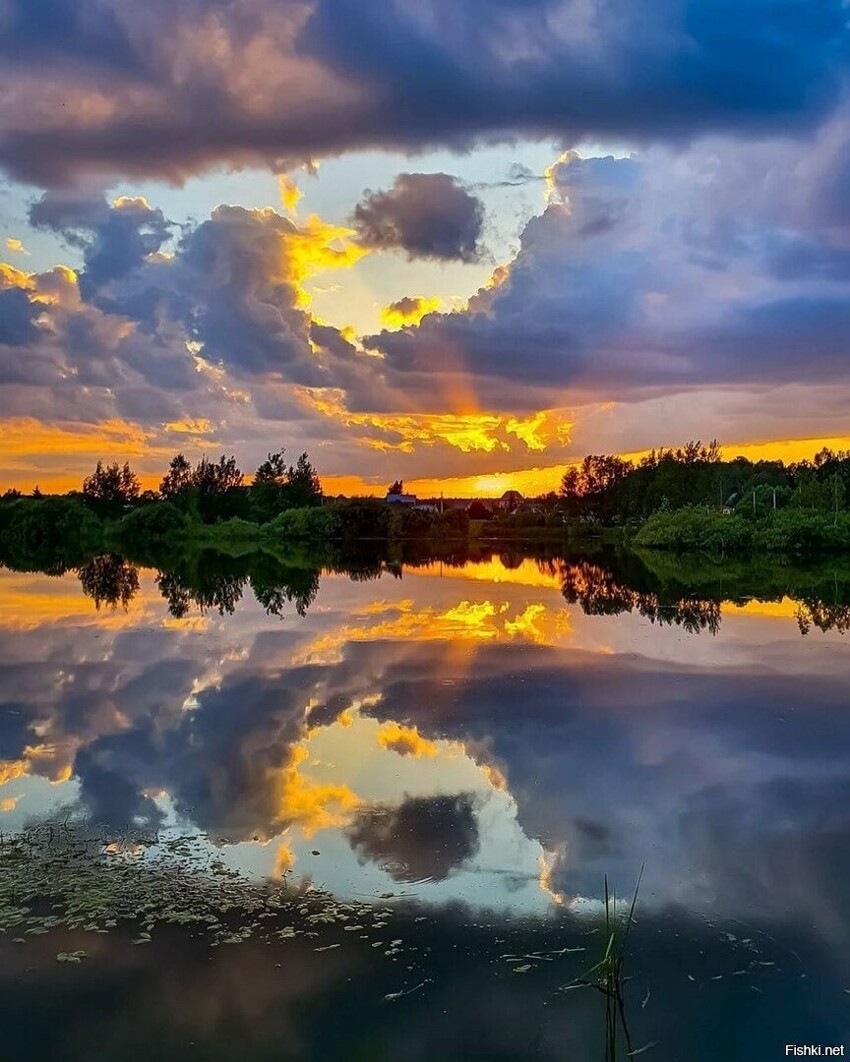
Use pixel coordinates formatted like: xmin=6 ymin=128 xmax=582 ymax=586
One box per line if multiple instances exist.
xmin=0 ymin=0 xmax=846 ymax=186
xmin=364 ymin=126 xmax=850 ymax=407
xmin=0 ymin=195 xmax=377 ymax=459
xmin=352 ymin=173 xmax=484 ymax=262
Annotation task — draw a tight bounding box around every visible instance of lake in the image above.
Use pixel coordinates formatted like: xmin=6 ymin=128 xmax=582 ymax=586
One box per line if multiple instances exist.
xmin=1 ymin=546 xmax=849 ymax=1060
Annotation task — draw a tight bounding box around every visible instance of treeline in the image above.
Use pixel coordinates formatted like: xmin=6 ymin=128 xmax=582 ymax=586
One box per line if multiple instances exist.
xmin=0 ymin=448 xmax=472 ymax=566
xmin=556 ymin=441 xmax=850 ymax=553
xmin=72 ymin=448 xmax=323 ymax=522
xmin=560 ymin=440 xmax=850 ymax=522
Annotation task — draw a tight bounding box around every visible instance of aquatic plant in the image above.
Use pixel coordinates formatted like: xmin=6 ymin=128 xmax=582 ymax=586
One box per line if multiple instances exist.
xmin=569 ymin=867 xmax=644 ymax=1062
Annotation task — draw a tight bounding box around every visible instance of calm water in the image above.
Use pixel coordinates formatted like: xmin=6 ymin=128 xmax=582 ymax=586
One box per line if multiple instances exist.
xmin=2 ymin=548 xmax=850 ymax=1060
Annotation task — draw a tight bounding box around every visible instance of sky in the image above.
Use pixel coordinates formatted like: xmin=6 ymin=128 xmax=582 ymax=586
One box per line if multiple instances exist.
xmin=2 ymin=0 xmax=850 ymax=496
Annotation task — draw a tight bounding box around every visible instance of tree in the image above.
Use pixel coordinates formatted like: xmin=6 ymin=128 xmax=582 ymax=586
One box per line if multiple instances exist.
xmin=82 ymin=461 xmax=140 ymax=509
xmin=159 ymin=454 xmax=194 ymax=499
xmin=250 ymin=450 xmax=288 ymax=523
xmin=560 ymin=455 xmax=634 ymax=520
xmin=466 ymin=500 xmax=492 ymax=520
xmin=286 ymin=453 xmax=322 ymax=508
xmin=254 ymin=450 xmax=288 ymax=486
xmin=193 ymin=455 xmax=245 ymax=521
xmin=194 ymin=455 xmax=244 ymax=495
xmin=388 ymin=480 xmax=404 ymax=495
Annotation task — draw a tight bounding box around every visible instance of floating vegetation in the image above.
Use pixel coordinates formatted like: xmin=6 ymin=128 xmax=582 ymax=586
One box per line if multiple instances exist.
xmin=0 ymin=824 xmax=392 ymax=954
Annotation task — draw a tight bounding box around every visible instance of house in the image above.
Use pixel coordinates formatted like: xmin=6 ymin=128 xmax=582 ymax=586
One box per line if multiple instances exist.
xmin=386 ymin=491 xmax=417 ymax=506
xmin=499 ymin=489 xmax=524 ymax=513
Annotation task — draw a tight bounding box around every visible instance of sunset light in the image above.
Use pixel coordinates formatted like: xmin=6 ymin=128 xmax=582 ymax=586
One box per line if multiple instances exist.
xmin=4 ymin=3 xmax=850 ymax=1056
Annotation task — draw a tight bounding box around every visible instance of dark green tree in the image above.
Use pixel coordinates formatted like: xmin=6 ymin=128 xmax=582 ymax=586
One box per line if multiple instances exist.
xmin=82 ymin=461 xmax=140 ymax=511
xmin=286 ymin=453 xmax=323 ymax=508
xmin=254 ymin=450 xmax=288 ymax=485
xmin=159 ymin=454 xmax=194 ymax=499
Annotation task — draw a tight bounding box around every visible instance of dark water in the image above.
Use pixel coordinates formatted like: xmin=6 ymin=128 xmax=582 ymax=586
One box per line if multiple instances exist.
xmin=2 ymin=547 xmax=850 ymax=1060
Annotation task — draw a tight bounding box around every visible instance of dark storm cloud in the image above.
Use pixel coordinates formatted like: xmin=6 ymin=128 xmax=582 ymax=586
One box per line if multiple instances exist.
xmin=0 ymin=0 xmax=847 ymax=186
xmin=352 ymin=174 xmax=485 ymax=262
xmin=346 ymin=793 xmax=480 ymax=882
xmin=0 ymin=0 xmax=143 ymax=71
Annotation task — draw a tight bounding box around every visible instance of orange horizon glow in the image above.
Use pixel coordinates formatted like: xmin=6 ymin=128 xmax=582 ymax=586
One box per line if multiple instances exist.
xmin=4 ymin=417 xmax=850 ymax=497
xmin=322 ymin=434 xmax=850 ymax=498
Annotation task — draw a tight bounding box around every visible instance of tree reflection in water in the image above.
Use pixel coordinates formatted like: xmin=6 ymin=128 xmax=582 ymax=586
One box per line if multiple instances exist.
xmin=20 ymin=544 xmax=850 ymax=635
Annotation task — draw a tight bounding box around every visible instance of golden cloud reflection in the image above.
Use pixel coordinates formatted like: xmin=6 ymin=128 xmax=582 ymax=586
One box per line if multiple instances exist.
xmin=376 ymin=722 xmax=438 ymax=758
xmin=280 ymin=708 xmax=555 ymax=906
xmin=294 ymin=593 xmax=573 ymax=665
xmin=0 ymin=572 xmax=162 ymax=630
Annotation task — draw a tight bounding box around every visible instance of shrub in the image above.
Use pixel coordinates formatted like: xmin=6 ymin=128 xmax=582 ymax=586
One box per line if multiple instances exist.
xmin=114 ymin=501 xmax=187 ymax=543
xmin=633 ymin=507 xmax=754 ymax=552
xmin=0 ymin=496 xmax=103 ymax=569
xmin=265 ymin=506 xmax=341 ymax=540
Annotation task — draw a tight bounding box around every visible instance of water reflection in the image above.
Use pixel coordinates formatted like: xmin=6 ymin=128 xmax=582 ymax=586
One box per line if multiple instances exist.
xmin=34 ymin=545 xmax=850 ymax=637
xmin=2 ymin=547 xmax=850 ymax=1058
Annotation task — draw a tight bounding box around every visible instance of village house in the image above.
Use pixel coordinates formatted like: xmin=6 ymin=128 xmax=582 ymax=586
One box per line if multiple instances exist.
xmin=386 ymin=490 xmax=418 ymax=506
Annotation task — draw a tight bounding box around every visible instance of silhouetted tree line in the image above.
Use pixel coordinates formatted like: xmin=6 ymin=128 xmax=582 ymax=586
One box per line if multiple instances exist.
xmin=79 ymin=448 xmax=323 ymax=523
xmin=559 ymin=441 xmax=850 ymax=524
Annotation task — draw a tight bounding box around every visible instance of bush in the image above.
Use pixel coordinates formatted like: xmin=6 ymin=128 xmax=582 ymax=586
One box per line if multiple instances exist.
xmin=114 ymin=501 xmax=187 ymax=543
xmin=265 ymin=506 xmax=341 ymax=540
xmin=0 ymin=496 xmax=104 ymax=568
xmin=633 ymin=507 xmax=754 ymax=552
xmin=329 ymin=499 xmax=392 ymax=539
xmin=758 ymin=509 xmax=849 ymax=553
xmin=388 ymin=506 xmax=435 ymax=539
xmin=635 ymin=505 xmax=850 ymax=554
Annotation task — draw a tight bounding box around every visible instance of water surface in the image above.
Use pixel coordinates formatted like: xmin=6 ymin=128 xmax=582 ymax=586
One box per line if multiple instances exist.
xmin=2 ymin=548 xmax=849 ymax=1059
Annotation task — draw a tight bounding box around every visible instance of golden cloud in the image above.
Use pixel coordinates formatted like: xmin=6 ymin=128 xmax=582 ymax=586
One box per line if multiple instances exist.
xmin=275 ymin=743 xmax=360 ymax=837
xmin=278 ymin=174 xmax=303 ymax=217
xmin=299 ymin=388 xmax=574 ymax=456
xmin=380 ymin=295 xmax=442 ymax=329
xmin=285 ymin=214 xmax=368 ymax=312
